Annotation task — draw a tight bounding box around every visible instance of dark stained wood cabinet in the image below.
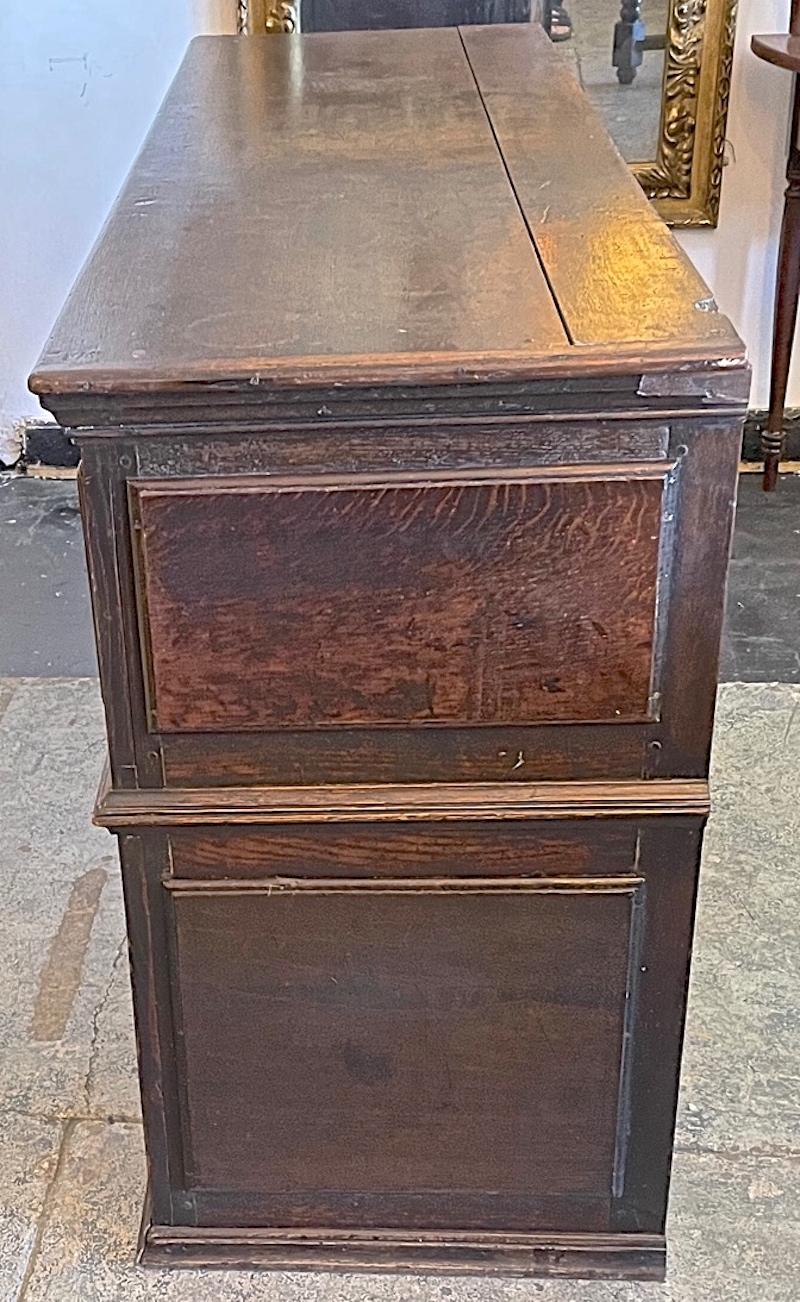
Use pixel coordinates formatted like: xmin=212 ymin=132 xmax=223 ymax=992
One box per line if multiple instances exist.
xmin=30 ymin=24 xmax=749 ymax=1282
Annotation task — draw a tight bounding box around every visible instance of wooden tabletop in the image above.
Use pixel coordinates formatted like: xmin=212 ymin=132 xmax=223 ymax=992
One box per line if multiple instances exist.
xmin=30 ymin=24 xmax=743 ymax=407
xmin=751 ymin=32 xmax=800 ymax=73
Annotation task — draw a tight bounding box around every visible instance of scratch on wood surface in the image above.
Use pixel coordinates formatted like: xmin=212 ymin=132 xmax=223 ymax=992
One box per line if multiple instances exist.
xmin=30 ymin=863 xmax=109 ymax=1041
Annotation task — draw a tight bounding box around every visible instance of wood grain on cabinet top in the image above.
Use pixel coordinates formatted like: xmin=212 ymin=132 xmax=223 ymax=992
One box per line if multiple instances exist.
xmin=30 ymin=24 xmax=744 ymax=418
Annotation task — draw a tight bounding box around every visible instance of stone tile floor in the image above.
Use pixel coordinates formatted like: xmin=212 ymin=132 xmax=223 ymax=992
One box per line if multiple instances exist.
xmin=1 ymin=677 xmax=798 ymax=1300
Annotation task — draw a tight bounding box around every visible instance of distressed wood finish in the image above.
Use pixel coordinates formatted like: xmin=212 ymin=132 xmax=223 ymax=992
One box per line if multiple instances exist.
xmin=115 ymin=812 xmax=704 ymax=1280
xmin=131 ymin=417 xmax=673 ymax=477
xmin=131 ymin=466 xmax=667 ymax=734
xmin=143 ymin=1225 xmax=665 ymax=1278
xmin=29 ymin=28 xmax=566 ymax=414
xmin=31 ymin=23 xmax=748 ymax=1283
xmin=88 ymin=419 xmax=733 ymax=789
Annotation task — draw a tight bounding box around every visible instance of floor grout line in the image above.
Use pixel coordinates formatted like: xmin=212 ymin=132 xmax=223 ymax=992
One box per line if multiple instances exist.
xmin=83 ymin=936 xmax=127 ymax=1115
xmin=675 ymin=1140 xmax=800 ymax=1163
xmin=16 ymin=1117 xmax=77 ymax=1302
xmin=0 ymin=682 xmax=17 ymax=728
xmin=1 ymin=1107 xmax=142 ymax=1126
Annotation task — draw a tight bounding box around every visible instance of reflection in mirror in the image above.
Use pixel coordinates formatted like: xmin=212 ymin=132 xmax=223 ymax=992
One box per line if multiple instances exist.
xmin=238 ymin=0 xmax=738 ymax=226
xmin=550 ymin=0 xmax=666 ymax=164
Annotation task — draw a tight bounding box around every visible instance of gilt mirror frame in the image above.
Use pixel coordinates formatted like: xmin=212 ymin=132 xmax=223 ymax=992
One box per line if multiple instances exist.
xmin=238 ymin=0 xmax=738 ymax=227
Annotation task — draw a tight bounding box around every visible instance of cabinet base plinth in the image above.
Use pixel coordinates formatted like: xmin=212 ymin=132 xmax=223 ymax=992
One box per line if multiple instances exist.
xmin=139 ymin=1218 xmax=666 ymax=1280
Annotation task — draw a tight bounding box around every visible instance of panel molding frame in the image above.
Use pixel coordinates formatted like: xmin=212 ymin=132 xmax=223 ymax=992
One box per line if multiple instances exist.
xmin=79 ymin=417 xmax=740 ymax=791
xmin=163 ymin=873 xmax=644 ymax=895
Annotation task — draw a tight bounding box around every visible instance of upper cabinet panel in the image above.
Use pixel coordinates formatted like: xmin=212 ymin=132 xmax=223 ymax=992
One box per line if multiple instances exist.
xmin=130 ymin=466 xmax=667 ymax=735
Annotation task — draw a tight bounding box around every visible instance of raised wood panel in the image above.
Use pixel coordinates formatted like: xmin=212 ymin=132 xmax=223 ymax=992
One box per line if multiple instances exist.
xmin=170 ymin=879 xmax=638 ymax=1217
xmin=119 ymin=818 xmax=704 ymax=1254
xmin=131 ymin=466 xmax=668 ymax=735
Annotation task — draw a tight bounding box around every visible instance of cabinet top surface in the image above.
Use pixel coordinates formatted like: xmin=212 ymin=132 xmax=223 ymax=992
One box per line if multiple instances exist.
xmin=30 ymin=24 xmax=744 ymax=408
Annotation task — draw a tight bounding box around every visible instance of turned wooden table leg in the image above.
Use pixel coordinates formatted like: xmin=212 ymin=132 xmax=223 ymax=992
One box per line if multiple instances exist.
xmin=764 ymin=78 xmax=800 ymax=490
xmin=613 ymin=0 xmax=643 ymax=85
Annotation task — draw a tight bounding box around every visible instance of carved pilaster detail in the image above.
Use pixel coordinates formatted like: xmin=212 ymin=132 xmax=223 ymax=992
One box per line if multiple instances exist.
xmin=704 ymin=0 xmax=737 ymax=224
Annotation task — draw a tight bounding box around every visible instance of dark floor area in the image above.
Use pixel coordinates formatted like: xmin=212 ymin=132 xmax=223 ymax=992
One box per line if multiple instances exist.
xmin=0 ymin=475 xmax=96 ymax=676
xmin=721 ymin=473 xmax=800 ymax=681
xmin=1 ymin=470 xmax=798 ymax=681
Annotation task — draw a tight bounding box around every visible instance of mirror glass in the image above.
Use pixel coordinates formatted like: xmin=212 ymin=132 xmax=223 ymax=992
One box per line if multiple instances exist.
xmin=552 ymin=0 xmax=666 ymax=163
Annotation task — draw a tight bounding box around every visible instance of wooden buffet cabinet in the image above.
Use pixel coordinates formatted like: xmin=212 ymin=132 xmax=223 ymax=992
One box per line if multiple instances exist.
xmin=30 ymin=24 xmax=748 ymax=1283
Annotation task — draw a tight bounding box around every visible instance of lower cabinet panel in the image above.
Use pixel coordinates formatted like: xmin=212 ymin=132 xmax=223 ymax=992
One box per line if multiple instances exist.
xmin=170 ymin=880 xmax=637 ymax=1223
xmin=119 ymin=816 xmax=703 ymax=1255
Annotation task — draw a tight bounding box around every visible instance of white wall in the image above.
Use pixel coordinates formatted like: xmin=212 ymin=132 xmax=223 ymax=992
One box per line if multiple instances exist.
xmin=679 ymin=0 xmax=793 ymax=410
xmin=0 ymin=1 xmax=793 ymax=461
xmin=0 ymin=0 xmax=233 ymax=462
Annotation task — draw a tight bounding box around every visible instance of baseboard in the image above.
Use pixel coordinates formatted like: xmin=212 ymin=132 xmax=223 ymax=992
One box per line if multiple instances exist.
xmin=140 ymin=1220 xmax=666 ymax=1279
xmin=20 ymin=421 xmax=79 ymax=470
xmin=742 ymin=409 xmax=800 ymax=462
xmin=24 ymin=462 xmax=79 ymax=480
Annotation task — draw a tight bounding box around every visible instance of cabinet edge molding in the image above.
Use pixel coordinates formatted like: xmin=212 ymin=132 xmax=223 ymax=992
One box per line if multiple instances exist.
xmin=141 ymin=1220 xmax=665 ymax=1278
xmin=94 ymin=768 xmax=710 ymax=827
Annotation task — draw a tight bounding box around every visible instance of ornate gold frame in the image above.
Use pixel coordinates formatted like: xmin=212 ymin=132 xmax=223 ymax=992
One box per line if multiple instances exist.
xmin=237 ymin=0 xmax=738 ymax=227
xmin=238 ymin=1 xmax=298 ymax=32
